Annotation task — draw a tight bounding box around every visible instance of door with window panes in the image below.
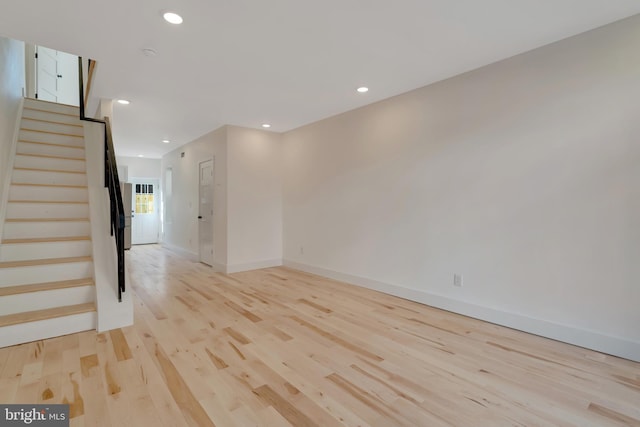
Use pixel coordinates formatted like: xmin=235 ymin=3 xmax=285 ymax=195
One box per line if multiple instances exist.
xmin=131 ymin=179 xmax=159 ymax=245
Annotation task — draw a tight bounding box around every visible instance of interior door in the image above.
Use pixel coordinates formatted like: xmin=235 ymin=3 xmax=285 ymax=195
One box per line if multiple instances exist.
xmin=131 ymin=179 xmax=159 ymax=245
xmin=198 ymin=160 xmax=214 ymax=266
xmin=36 ymin=46 xmax=79 ymax=105
xmin=55 ymin=50 xmax=79 ymax=106
xmin=36 ymin=46 xmax=58 ymax=102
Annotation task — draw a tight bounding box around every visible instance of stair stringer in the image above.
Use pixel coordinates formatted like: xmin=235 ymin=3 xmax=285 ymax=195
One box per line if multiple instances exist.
xmin=84 ymin=120 xmax=133 ymax=332
xmin=0 ymin=98 xmax=24 ymax=241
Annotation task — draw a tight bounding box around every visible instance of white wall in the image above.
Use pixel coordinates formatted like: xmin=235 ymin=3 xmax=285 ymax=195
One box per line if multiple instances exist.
xmin=161 ymin=125 xmax=283 ymax=273
xmin=226 ymin=126 xmax=283 ymax=272
xmin=161 ymin=127 xmax=227 ymax=265
xmin=0 ymin=37 xmax=25 ymax=227
xmin=116 ymin=156 xmax=161 ymax=181
xmin=282 ymin=16 xmax=640 ymax=361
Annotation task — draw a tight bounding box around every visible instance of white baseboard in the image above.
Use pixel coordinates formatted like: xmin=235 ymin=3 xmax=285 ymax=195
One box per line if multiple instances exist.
xmin=161 ymin=242 xmax=199 ymax=262
xmin=226 ymin=258 xmax=283 ymax=274
xmin=283 ymin=259 xmax=640 ymax=362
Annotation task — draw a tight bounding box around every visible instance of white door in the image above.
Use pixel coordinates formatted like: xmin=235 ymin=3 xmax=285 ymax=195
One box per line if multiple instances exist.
xmin=198 ymin=160 xmax=214 ymax=266
xmin=131 ymin=179 xmax=159 ymax=245
xmin=56 ymin=51 xmax=79 ymax=105
xmin=36 ymin=46 xmax=79 ymax=106
xmin=36 ymin=46 xmax=58 ymax=102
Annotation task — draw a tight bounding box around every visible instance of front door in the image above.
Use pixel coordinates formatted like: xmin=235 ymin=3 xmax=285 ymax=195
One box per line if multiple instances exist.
xmin=131 ymin=179 xmax=159 ymax=245
xmin=198 ymin=160 xmax=214 ymax=266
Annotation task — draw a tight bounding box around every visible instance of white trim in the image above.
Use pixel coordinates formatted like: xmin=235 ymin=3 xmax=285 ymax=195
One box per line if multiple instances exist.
xmin=161 ymin=242 xmax=199 ymax=262
xmin=226 ymin=258 xmax=282 ymax=274
xmin=0 ymin=98 xmax=24 ymax=241
xmin=283 ymin=259 xmax=640 ymax=362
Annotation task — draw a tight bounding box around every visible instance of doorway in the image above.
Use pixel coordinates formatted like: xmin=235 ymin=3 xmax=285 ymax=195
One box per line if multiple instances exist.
xmin=198 ymin=159 xmax=214 ymax=266
xmin=131 ymin=179 xmax=160 ymax=245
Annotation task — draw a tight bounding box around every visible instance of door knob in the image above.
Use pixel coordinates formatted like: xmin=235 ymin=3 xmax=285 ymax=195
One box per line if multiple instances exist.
xmin=198 ymin=216 xmax=203 ymax=219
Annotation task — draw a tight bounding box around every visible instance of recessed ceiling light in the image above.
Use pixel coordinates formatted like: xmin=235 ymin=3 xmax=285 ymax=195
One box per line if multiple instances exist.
xmin=138 ymin=154 xmax=144 ymax=158
xmin=357 ymin=87 xmax=369 ymax=93
xmin=162 ymin=139 xmax=170 ymax=144
xmin=262 ymin=124 xmax=271 ymax=128
xmin=117 ymin=99 xmax=130 ymax=105
xmin=163 ymin=12 xmax=183 ymax=24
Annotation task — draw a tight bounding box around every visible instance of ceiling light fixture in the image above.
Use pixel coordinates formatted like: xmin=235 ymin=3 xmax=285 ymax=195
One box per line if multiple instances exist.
xmin=162 ymin=139 xmax=170 ymax=144
xmin=357 ymin=87 xmax=369 ymax=93
xmin=138 ymin=154 xmax=144 ymax=158
xmin=117 ymin=99 xmax=130 ymax=105
xmin=262 ymin=124 xmax=271 ymax=128
xmin=163 ymin=12 xmax=183 ymax=24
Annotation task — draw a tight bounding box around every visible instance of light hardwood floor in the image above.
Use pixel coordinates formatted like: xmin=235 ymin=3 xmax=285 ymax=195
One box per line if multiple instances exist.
xmin=1 ymin=245 xmax=639 ymax=426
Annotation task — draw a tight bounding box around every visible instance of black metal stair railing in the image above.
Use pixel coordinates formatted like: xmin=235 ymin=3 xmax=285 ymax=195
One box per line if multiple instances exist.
xmin=77 ymin=57 xmax=126 ymax=302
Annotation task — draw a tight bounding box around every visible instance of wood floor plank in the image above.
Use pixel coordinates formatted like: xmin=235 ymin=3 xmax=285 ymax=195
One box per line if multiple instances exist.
xmin=0 ymin=244 xmax=638 ymax=426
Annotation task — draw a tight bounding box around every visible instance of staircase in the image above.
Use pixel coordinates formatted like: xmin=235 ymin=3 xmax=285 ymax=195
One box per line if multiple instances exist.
xmin=0 ymin=98 xmax=97 ymax=348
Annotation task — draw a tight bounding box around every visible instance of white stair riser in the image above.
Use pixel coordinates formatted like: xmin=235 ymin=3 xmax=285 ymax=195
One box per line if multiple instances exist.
xmin=0 ymin=286 xmax=94 ymax=316
xmin=6 ymin=202 xmax=89 ymax=219
xmin=0 ymin=261 xmax=93 ymax=287
xmin=9 ymin=184 xmax=88 ymax=202
xmin=22 ymin=108 xmax=83 ymax=126
xmin=19 ymin=129 xmax=85 ymax=147
xmin=23 ymin=99 xmax=79 ymax=116
xmin=3 ymin=221 xmax=90 ymax=239
xmin=21 ymin=119 xmax=84 ymax=136
xmin=13 ymin=154 xmax=86 ymax=172
xmin=12 ymin=169 xmax=87 ymax=187
xmin=0 ymin=241 xmax=92 ymax=261
xmin=17 ymin=141 xmax=85 ymax=159
xmin=0 ymin=311 xmax=95 ymax=348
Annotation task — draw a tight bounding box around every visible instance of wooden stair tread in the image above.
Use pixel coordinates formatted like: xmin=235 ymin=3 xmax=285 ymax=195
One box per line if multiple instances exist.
xmin=0 ymin=278 xmax=94 ymax=297
xmin=0 ymin=302 xmax=95 ymax=328
xmin=22 ymin=117 xmax=83 ymax=128
xmin=5 ymin=218 xmax=89 ymax=223
xmin=13 ymin=167 xmax=86 ymax=174
xmin=2 ymin=236 xmax=91 ymax=244
xmin=23 ymin=106 xmax=78 ymax=118
xmin=0 ymin=256 xmax=92 ymax=269
xmin=20 ymin=128 xmax=83 ymax=138
xmin=18 ymin=140 xmax=85 ymax=150
xmin=11 ymin=183 xmax=87 ymax=188
xmin=16 ymin=153 xmax=85 ymax=161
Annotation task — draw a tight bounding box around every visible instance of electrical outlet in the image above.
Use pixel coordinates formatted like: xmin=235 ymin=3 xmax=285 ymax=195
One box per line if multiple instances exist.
xmin=454 ymin=274 xmax=463 ymax=287
xmin=300 ymin=246 xmax=304 ymax=255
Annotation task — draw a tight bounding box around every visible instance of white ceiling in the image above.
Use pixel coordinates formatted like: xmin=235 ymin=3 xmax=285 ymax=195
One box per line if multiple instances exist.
xmin=2 ymin=1 xmax=640 ymax=158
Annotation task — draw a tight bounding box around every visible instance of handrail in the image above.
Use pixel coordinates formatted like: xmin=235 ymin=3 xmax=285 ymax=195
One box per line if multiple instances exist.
xmin=77 ymin=57 xmax=126 ymax=302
